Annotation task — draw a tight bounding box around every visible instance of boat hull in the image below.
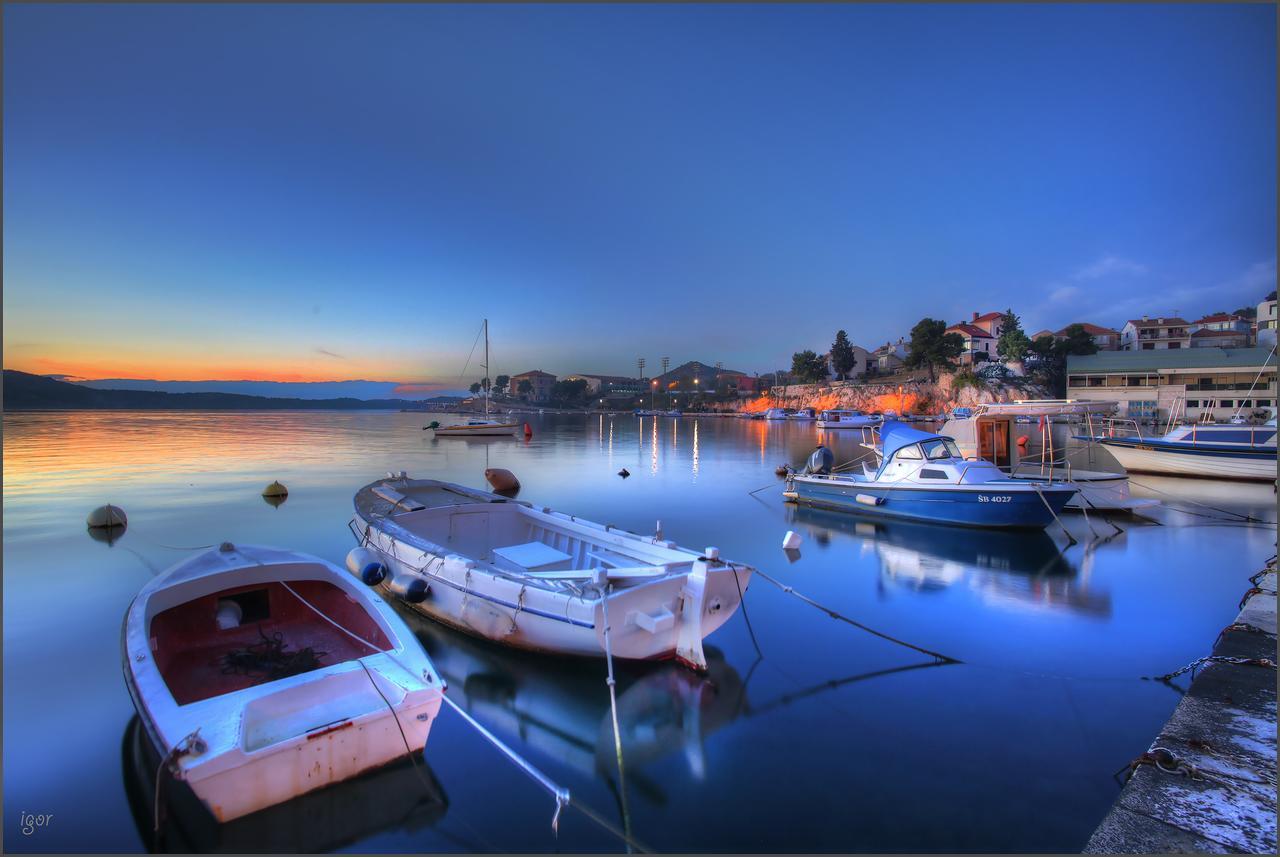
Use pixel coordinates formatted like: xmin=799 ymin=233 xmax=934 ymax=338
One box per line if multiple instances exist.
xmin=1094 ymin=438 xmax=1277 ymax=482
xmin=785 ymin=478 xmax=1075 ymax=529
xmin=433 ymin=423 xmax=519 ymax=437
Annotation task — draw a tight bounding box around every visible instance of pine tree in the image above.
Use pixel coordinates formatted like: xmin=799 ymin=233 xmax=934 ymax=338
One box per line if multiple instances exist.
xmin=830 ymin=330 xmax=856 ymax=380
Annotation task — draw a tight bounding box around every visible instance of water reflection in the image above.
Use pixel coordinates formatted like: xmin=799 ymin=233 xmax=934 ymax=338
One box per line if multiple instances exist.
xmin=121 ymin=716 xmax=449 ymax=853
xmin=787 ymin=506 xmax=1112 ymax=617
xmin=406 ymin=613 xmax=745 ymax=794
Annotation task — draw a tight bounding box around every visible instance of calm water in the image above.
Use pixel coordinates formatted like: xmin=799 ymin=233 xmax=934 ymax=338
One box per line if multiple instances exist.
xmin=3 ymin=411 xmax=1275 ymax=853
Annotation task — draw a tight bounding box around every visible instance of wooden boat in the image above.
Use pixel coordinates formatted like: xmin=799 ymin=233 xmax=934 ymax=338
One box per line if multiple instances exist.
xmin=122 ymin=543 xmax=444 ymax=823
xmin=349 ymin=476 xmax=754 ymax=670
xmin=432 ymin=319 xmax=518 ymax=437
xmin=1080 ymin=407 xmax=1277 ymax=482
xmin=784 ymin=421 xmax=1077 ymax=529
xmin=940 ymin=399 xmax=1158 ymax=512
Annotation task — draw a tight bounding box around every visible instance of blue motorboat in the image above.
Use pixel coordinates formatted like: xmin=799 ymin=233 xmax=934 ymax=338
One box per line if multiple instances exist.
xmin=783 ymin=421 xmax=1077 ymax=529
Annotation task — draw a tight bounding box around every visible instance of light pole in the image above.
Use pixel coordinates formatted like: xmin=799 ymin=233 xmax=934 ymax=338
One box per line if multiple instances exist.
xmin=661 ymin=356 xmax=670 ymax=408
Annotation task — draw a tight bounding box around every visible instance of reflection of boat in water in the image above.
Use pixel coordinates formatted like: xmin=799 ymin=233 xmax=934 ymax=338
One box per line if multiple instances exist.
xmin=786 ymin=506 xmax=1111 ymax=617
xmin=121 ymin=715 xmax=448 ymax=853
xmin=406 ymin=613 xmax=744 ymax=788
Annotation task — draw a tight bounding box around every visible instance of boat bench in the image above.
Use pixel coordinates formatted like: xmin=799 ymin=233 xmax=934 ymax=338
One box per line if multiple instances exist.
xmin=372 ymin=486 xmax=427 ymax=512
xmin=492 ymin=541 xmax=573 ymax=575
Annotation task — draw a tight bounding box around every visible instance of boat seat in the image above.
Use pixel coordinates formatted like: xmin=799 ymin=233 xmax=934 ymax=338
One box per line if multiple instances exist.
xmin=586 ymin=548 xmax=644 ymax=569
xmin=372 ymin=486 xmax=427 ymax=512
xmin=492 ymin=541 xmax=573 ymax=574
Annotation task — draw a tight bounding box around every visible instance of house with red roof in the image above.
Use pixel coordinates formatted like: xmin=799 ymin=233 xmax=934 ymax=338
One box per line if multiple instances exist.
xmin=1119 ymin=316 xmax=1191 ymax=351
xmin=1035 ymin=322 xmax=1122 ymax=351
xmin=1190 ymin=312 xmax=1253 ymax=347
xmin=945 ymin=321 xmax=996 ymax=364
xmin=967 ymin=310 xmax=1008 ymax=339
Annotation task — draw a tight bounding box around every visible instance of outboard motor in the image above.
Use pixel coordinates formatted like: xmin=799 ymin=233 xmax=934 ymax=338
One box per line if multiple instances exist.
xmin=804 ymin=445 xmax=835 ymax=476
xmin=346 ymin=547 xmax=388 ymax=586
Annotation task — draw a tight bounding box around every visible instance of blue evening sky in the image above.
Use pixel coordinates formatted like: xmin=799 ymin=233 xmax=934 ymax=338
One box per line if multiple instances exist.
xmin=3 ymin=3 xmax=1275 ymax=386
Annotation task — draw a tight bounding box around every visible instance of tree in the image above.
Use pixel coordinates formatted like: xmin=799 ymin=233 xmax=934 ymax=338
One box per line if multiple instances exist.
xmin=551 ymin=378 xmax=589 ymax=407
xmin=1267 ymin=290 xmax=1277 ymax=301
xmin=905 ymin=318 xmax=964 ymax=381
xmin=468 ymin=382 xmax=482 ymax=395
xmin=1028 ymin=335 xmax=1057 ymax=363
xmin=492 ymin=374 xmax=510 ymax=395
xmin=1232 ymin=306 xmax=1258 ymax=320
xmin=830 ymin=330 xmax=856 ymax=380
xmin=996 ymin=308 xmax=1030 ymax=363
xmin=1057 ymin=323 xmax=1100 ymax=357
xmin=791 ymin=350 xmax=829 ymax=384
xmin=517 ymin=379 xmax=533 ymax=400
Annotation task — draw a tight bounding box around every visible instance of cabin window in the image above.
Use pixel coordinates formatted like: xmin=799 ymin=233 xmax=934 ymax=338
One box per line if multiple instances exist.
xmin=919 ymin=468 xmax=948 ymax=479
xmin=921 ymin=438 xmax=962 ymax=460
xmin=895 ymin=445 xmax=922 ymax=460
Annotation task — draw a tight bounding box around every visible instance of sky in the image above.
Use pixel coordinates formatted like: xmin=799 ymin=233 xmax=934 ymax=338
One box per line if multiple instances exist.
xmin=3 ymin=3 xmax=1276 ymax=392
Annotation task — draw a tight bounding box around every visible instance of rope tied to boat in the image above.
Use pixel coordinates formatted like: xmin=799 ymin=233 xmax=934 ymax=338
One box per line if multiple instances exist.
xmin=152 ymin=728 xmax=205 ymax=848
xmin=750 ymin=567 xmax=961 ymax=664
xmin=1143 ymin=655 xmax=1277 ymax=684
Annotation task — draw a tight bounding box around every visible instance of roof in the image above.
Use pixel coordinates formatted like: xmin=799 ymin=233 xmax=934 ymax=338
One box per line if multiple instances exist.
xmin=1066 ymin=346 xmax=1277 ymax=374
xmin=510 ymin=370 xmax=556 ymax=378
xmin=1194 ymin=313 xmax=1245 ymax=324
xmin=1031 ymin=329 xmax=1055 ymax=340
xmin=1125 ymin=317 xmax=1189 ymax=328
xmin=1056 ymin=323 xmax=1120 ymax=336
xmin=973 ymin=311 xmax=1005 ymax=322
xmin=880 ymin=420 xmax=942 ymax=463
xmin=946 ymin=323 xmax=994 ymax=338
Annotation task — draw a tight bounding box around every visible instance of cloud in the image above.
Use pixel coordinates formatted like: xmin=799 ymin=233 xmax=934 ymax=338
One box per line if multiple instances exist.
xmin=314 ymin=347 xmax=346 ymax=359
xmin=1074 ymin=256 xmax=1148 ymax=281
xmin=1048 ymin=285 xmax=1080 ymax=303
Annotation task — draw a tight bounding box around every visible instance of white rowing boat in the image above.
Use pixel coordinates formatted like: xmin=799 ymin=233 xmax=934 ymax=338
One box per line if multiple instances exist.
xmin=122 ymin=543 xmax=443 ymax=823
xmin=349 ymin=476 xmax=754 ymax=670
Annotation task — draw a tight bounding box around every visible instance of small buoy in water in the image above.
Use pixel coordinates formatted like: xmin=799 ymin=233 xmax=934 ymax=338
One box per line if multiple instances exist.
xmin=485 ymin=468 xmax=520 ymax=493
xmin=782 ymin=530 xmax=802 ymax=550
xmin=262 ymin=481 xmax=288 ymax=498
xmin=618 ymin=468 xmax=630 ymax=478
xmin=783 ymin=547 xmax=802 ymax=564
xmin=262 ymin=493 xmax=287 ymax=509
xmin=87 ymin=504 xmax=128 ymax=530
xmin=523 ymin=422 xmax=533 ymax=438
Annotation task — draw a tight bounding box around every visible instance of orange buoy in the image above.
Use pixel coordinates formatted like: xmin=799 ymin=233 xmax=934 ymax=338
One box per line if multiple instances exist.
xmin=523 ymin=422 xmax=533 ymax=438
xmin=1016 ymin=435 xmax=1029 ymax=448
xmin=484 ymin=468 xmax=520 ymax=493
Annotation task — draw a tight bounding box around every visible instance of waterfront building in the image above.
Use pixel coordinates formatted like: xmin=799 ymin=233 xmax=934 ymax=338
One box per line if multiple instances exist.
xmin=509 ymin=369 xmax=557 ymax=403
xmin=1256 ymin=296 xmax=1277 ymax=347
xmin=824 ymin=344 xmax=873 ymax=378
xmin=1066 ymin=346 xmax=1276 ymax=422
xmin=944 ymin=323 xmax=995 ymax=364
xmin=1119 ymin=316 xmax=1191 ymax=350
xmin=1033 ymin=323 xmax=1122 ymax=351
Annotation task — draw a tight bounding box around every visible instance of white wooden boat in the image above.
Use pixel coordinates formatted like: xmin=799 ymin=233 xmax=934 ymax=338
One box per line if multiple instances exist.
xmin=940 ymin=400 xmax=1159 ymax=512
xmin=349 ymin=476 xmax=754 ymax=670
xmin=1081 ymin=409 xmax=1277 ymax=482
xmin=817 ymin=409 xmax=882 ymax=429
xmin=122 ymin=543 xmax=443 ymax=823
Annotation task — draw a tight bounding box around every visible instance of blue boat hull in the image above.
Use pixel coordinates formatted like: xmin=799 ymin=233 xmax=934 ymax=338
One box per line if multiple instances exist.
xmin=787 ymin=479 xmax=1076 ymax=529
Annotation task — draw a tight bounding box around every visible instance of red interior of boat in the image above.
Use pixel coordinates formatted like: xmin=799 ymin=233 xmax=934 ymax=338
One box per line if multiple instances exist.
xmin=151 ymin=579 xmax=393 ymax=706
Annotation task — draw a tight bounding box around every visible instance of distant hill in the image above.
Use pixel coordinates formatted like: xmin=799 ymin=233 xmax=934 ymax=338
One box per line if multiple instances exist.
xmin=2 ymin=370 xmax=427 ymax=410
xmin=65 ymin=377 xmax=471 ymax=400
xmin=652 ymin=360 xmax=747 ymax=388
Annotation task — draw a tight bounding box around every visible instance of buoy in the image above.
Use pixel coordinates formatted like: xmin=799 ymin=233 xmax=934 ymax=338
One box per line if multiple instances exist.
xmin=618 ymin=468 xmax=630 ymax=478
xmin=87 ymin=504 xmax=127 ymax=529
xmin=1017 ymin=435 xmax=1029 ymax=448
xmin=783 ymin=547 xmax=802 ymax=564
xmin=262 ymin=492 xmax=287 ymax=508
xmin=262 ymin=480 xmax=288 ymax=498
xmin=523 ymin=422 xmax=533 ymax=438
xmin=484 ymin=468 xmax=520 ymax=493
xmin=782 ymin=530 xmax=802 ymax=550
xmin=346 ymin=547 xmax=388 ymax=586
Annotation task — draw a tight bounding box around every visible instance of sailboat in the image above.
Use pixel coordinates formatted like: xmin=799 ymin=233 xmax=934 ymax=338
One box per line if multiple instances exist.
xmin=433 ymin=319 xmax=520 ymax=437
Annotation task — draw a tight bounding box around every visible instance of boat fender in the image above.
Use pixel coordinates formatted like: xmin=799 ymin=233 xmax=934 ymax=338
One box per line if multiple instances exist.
xmin=345 ymin=547 xmax=388 ymax=586
xmin=387 ymin=573 xmax=429 ymax=604
xmin=782 ymin=531 xmax=802 ymax=550
xmin=215 ymin=599 xmax=243 ymax=630
xmin=1017 ymin=436 xmax=1029 ymax=449
xmin=855 ymin=493 xmax=883 ymax=506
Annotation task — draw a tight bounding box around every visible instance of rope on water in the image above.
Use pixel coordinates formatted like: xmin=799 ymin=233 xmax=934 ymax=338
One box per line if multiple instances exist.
xmin=1032 ymin=485 xmax=1078 ymax=547
xmin=729 ymin=562 xmax=764 ymax=660
xmin=439 ymin=693 xmax=650 ymax=852
xmin=598 ymin=586 xmax=634 ymax=853
xmin=1125 ymin=476 xmax=1277 ymax=525
xmin=751 ymin=566 xmax=961 ymax=664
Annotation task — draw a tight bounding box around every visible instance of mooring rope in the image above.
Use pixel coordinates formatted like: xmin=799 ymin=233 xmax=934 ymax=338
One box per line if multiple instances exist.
xmin=750 ymin=566 xmax=961 ymax=664
xmin=1125 ymin=476 xmax=1277 ymax=525
xmin=598 ymin=586 xmax=634 ymax=853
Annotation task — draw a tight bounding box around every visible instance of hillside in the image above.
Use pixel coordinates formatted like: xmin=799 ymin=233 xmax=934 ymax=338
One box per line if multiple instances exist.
xmin=2 ymin=370 xmax=423 ymax=410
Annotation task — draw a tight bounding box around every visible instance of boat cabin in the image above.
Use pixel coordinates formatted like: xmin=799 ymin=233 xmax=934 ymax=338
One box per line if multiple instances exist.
xmin=871 ymin=423 xmax=1007 ymax=485
xmin=941 ymin=400 xmax=1117 ymax=469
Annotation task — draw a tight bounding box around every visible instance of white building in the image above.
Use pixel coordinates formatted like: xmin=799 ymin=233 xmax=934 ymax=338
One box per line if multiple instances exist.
xmin=1120 ymin=316 xmax=1192 ymax=350
xmin=1257 ymin=297 xmax=1278 ymax=348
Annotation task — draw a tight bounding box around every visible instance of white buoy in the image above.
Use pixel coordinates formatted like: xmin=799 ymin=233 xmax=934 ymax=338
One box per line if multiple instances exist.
xmin=782 ymin=530 xmax=802 ymax=550
xmin=87 ymin=504 xmax=127 ymax=529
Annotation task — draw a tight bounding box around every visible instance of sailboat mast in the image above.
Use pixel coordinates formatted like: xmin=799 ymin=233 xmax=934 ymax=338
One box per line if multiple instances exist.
xmin=483 ymin=318 xmax=490 ymax=418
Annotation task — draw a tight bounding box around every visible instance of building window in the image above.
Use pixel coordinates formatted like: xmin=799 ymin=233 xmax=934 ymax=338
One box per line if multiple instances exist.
xmin=1240 ymin=400 xmax=1253 ymax=408
xmin=1168 ymin=342 xmax=1181 ymax=349
xmin=1219 ymin=400 xmax=1233 ymax=408
xmin=1187 ymin=400 xmax=1199 ymax=408
xmin=1142 ymin=342 xmax=1154 ymax=350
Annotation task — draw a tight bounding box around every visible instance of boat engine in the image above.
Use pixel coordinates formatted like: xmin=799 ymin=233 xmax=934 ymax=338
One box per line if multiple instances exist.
xmin=804 ymin=445 xmax=835 ymax=475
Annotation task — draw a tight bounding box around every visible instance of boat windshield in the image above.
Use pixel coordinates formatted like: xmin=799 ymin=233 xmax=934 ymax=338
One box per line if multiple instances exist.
xmin=920 ymin=438 xmax=962 ymax=460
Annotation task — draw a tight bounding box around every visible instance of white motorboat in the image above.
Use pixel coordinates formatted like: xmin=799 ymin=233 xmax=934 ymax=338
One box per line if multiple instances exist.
xmin=762 ymin=408 xmax=791 ymax=420
xmin=789 ymin=408 xmax=818 ymax=421
xmin=433 ymin=319 xmax=518 ymax=437
xmin=349 ymin=476 xmax=754 ymax=671
xmin=940 ymin=399 xmax=1159 ymax=512
xmin=1081 ymin=407 xmax=1277 ymax=482
xmin=817 ymin=409 xmax=882 ymax=429
xmin=122 ymin=543 xmax=443 ymax=823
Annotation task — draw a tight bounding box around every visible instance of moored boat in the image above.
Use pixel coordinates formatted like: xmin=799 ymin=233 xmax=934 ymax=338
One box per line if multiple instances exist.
xmin=432 ymin=319 xmax=518 ymax=437
xmin=121 ymin=543 xmax=443 ymax=823
xmin=762 ymin=407 xmax=791 ymax=420
xmin=817 ymin=409 xmax=882 ymax=430
xmin=784 ymin=421 xmax=1077 ymax=529
xmin=350 ymin=476 xmax=755 ymax=670
xmin=789 ymin=407 xmax=818 ymax=421
xmin=1080 ymin=409 xmax=1277 ymax=482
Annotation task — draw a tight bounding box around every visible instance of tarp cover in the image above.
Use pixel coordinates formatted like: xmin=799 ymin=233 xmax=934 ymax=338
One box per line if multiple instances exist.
xmin=879 ymin=420 xmax=939 ymax=462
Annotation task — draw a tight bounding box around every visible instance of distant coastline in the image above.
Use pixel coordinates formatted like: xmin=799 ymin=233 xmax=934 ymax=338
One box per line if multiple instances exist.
xmin=2 ymin=370 xmax=459 ymax=411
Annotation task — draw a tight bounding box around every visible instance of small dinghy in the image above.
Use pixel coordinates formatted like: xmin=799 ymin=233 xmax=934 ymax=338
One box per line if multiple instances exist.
xmin=349 ymin=476 xmax=754 ymax=670
xmin=122 ymin=543 xmax=444 ymax=823
xmin=784 ymin=422 xmax=1077 ymax=529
